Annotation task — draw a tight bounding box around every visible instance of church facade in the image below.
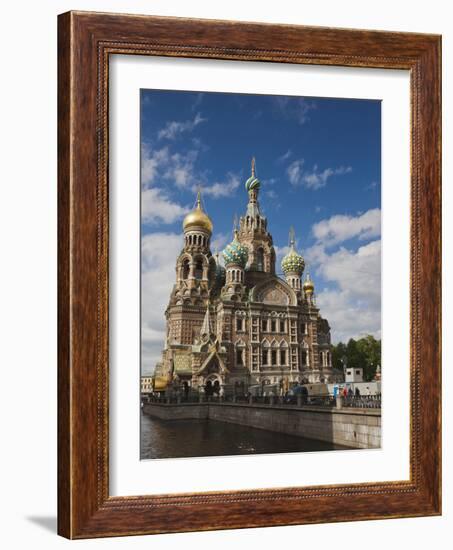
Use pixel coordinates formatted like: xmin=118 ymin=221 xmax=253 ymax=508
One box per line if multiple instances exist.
xmin=152 ymin=160 xmax=337 ymax=395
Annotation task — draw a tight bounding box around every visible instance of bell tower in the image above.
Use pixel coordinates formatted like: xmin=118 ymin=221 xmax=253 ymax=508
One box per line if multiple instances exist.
xmin=175 ymin=191 xmax=215 ymax=297
xmin=238 ymin=158 xmax=276 ymax=273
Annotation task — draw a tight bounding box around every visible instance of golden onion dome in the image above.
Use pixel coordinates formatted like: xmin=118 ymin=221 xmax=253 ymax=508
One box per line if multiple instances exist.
xmin=183 ymin=192 xmax=213 ymax=233
xmin=303 ymin=272 xmax=315 ymax=294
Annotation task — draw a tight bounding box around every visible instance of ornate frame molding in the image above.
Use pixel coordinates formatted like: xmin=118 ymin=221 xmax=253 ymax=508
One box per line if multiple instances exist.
xmin=58 ymin=11 xmax=441 ymax=538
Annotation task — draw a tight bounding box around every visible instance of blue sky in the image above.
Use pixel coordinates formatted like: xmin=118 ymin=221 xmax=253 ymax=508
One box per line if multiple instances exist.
xmin=140 ymin=89 xmax=381 ymax=374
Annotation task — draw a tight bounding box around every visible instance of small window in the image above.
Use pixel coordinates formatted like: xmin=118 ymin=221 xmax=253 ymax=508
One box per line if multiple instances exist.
xmin=236 ymin=318 xmax=243 ymax=331
xmin=280 ymin=321 xmax=285 ymax=333
xmin=301 ymin=322 xmax=306 ymax=334
xmin=302 ymin=350 xmax=307 ymax=365
xmin=271 ymin=350 xmax=277 ymax=365
xmin=347 ymin=370 xmax=352 ymax=375
xmin=194 ymin=259 xmax=203 ymax=280
xmin=356 ymin=369 xmax=361 ymax=375
xmin=182 ymin=259 xmax=190 ymax=280
xmin=262 ymin=319 xmax=267 ymax=332
xmin=262 ymin=349 xmax=269 ymax=365
xmin=271 ymin=320 xmax=276 ymax=332
xmin=236 ymin=349 xmax=243 ymax=365
xmin=256 ymin=248 xmax=264 ymax=271
xmin=280 ymin=350 xmax=286 ymax=365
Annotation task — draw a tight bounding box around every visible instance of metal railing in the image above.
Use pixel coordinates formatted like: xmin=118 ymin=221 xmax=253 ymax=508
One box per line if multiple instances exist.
xmin=341 ymin=394 xmax=381 ymax=409
xmin=142 ymin=392 xmax=381 ymax=410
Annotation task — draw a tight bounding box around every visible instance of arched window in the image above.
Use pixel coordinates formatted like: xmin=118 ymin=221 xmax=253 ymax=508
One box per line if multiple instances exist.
xmin=194 ymin=259 xmax=203 ymax=280
xmin=182 ymin=259 xmax=190 ymax=280
xmin=256 ymin=248 xmax=264 ymax=271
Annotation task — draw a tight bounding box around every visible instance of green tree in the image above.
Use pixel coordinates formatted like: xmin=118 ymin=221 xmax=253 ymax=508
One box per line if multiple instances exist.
xmin=331 ymin=335 xmax=381 ymax=381
xmin=356 ymin=335 xmax=381 ymax=381
xmin=332 ymin=341 xmax=347 ymax=371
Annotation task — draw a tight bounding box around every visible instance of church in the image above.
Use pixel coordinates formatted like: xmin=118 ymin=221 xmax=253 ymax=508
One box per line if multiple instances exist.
xmin=152 ymin=159 xmax=336 ymax=395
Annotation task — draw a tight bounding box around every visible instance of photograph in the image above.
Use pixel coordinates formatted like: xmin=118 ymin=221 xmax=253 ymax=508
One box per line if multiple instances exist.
xmin=140 ymin=89 xmax=382 ymax=459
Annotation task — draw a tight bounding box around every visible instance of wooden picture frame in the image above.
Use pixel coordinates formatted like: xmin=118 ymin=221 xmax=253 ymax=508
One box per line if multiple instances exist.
xmin=58 ymin=10 xmax=441 ymax=539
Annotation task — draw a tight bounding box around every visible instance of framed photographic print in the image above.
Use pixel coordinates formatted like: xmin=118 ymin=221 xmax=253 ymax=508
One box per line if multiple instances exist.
xmin=58 ymin=11 xmax=441 ymax=538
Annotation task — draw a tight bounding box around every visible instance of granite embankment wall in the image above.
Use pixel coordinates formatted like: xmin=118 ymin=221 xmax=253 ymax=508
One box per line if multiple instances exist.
xmin=142 ymin=402 xmax=381 ymax=449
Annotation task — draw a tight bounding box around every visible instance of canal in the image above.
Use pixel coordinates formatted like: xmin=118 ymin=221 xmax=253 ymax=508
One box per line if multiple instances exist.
xmin=141 ymin=410 xmax=347 ymax=459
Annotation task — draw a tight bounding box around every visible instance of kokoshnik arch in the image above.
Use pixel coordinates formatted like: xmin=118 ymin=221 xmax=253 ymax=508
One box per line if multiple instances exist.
xmin=152 ymin=159 xmax=341 ymax=395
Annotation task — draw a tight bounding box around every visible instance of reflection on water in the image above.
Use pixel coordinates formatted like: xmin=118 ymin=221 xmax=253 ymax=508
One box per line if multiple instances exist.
xmin=140 ymin=411 xmax=347 ymax=459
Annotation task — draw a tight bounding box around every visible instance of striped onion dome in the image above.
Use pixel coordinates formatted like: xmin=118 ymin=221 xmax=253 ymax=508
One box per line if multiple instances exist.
xmin=222 ymin=231 xmax=249 ymax=268
xmin=245 ymin=157 xmax=261 ymax=192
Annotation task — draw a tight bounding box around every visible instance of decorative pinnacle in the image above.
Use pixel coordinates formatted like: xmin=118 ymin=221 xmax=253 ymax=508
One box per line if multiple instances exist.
xmin=251 ymin=157 xmax=256 ymax=177
xmin=196 ymin=188 xmax=202 ymax=209
xmin=289 ymin=226 xmax=296 ymax=248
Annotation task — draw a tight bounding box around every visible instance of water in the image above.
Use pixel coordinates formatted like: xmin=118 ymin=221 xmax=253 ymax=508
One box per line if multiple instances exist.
xmin=140 ymin=411 xmax=347 ymax=459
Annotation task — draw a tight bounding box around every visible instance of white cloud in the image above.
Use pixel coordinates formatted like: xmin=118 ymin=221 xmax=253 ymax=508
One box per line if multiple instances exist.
xmin=287 ymin=159 xmax=352 ymax=190
xmin=141 ymin=233 xmax=183 ymax=373
xmin=311 ymin=208 xmax=381 ymax=246
xmin=277 ymin=149 xmax=292 ymax=163
xmin=318 ymin=240 xmax=381 ymax=304
xmin=211 ymin=232 xmax=230 ymax=253
xmin=316 ymin=287 xmax=381 ymax=344
xmin=306 ymin=209 xmax=382 ymax=344
xmin=365 ymin=181 xmax=379 ymax=190
xmin=312 ymin=240 xmax=381 ymax=343
xmin=164 ymin=150 xmax=200 ymax=189
xmin=200 ymin=173 xmax=240 ymax=198
xmin=265 ymin=189 xmax=278 ymax=200
xmin=191 ymin=93 xmax=204 ymax=111
xmin=158 ymin=112 xmax=206 ymax=140
xmin=141 ymin=143 xmax=200 ymax=190
xmin=141 ymin=145 xmax=170 ymax=187
xmin=142 ymin=188 xmax=189 ymax=225
xmin=274 ymin=97 xmax=316 ymax=124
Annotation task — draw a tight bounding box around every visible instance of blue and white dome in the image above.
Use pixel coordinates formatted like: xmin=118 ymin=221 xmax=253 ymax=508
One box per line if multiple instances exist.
xmin=245 ymin=174 xmax=260 ymax=192
xmin=222 ymin=231 xmax=249 ymax=268
xmin=245 ymin=157 xmax=260 ymax=192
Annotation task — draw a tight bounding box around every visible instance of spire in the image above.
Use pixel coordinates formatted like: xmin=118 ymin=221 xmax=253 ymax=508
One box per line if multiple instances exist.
xmin=289 ymin=226 xmax=296 ymax=249
xmin=196 ymin=189 xmax=202 ymax=209
xmin=251 ymin=156 xmax=256 ymax=178
xmin=200 ymin=301 xmax=213 ymax=342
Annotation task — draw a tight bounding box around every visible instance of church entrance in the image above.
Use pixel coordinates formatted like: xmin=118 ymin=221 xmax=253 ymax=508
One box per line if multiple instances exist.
xmin=205 ymin=373 xmax=222 ymax=396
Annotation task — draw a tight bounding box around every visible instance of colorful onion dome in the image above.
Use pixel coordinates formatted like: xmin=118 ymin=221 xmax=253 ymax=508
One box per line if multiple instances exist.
xmin=303 ymin=272 xmax=315 ymax=294
xmin=281 ymin=248 xmax=305 ymax=275
xmin=281 ymin=229 xmax=305 ymax=276
xmin=222 ymin=230 xmax=249 ymax=268
xmin=215 ymin=254 xmax=226 ymax=285
xmin=183 ymin=191 xmax=213 ymax=233
xmin=245 ymin=157 xmax=261 ymax=192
